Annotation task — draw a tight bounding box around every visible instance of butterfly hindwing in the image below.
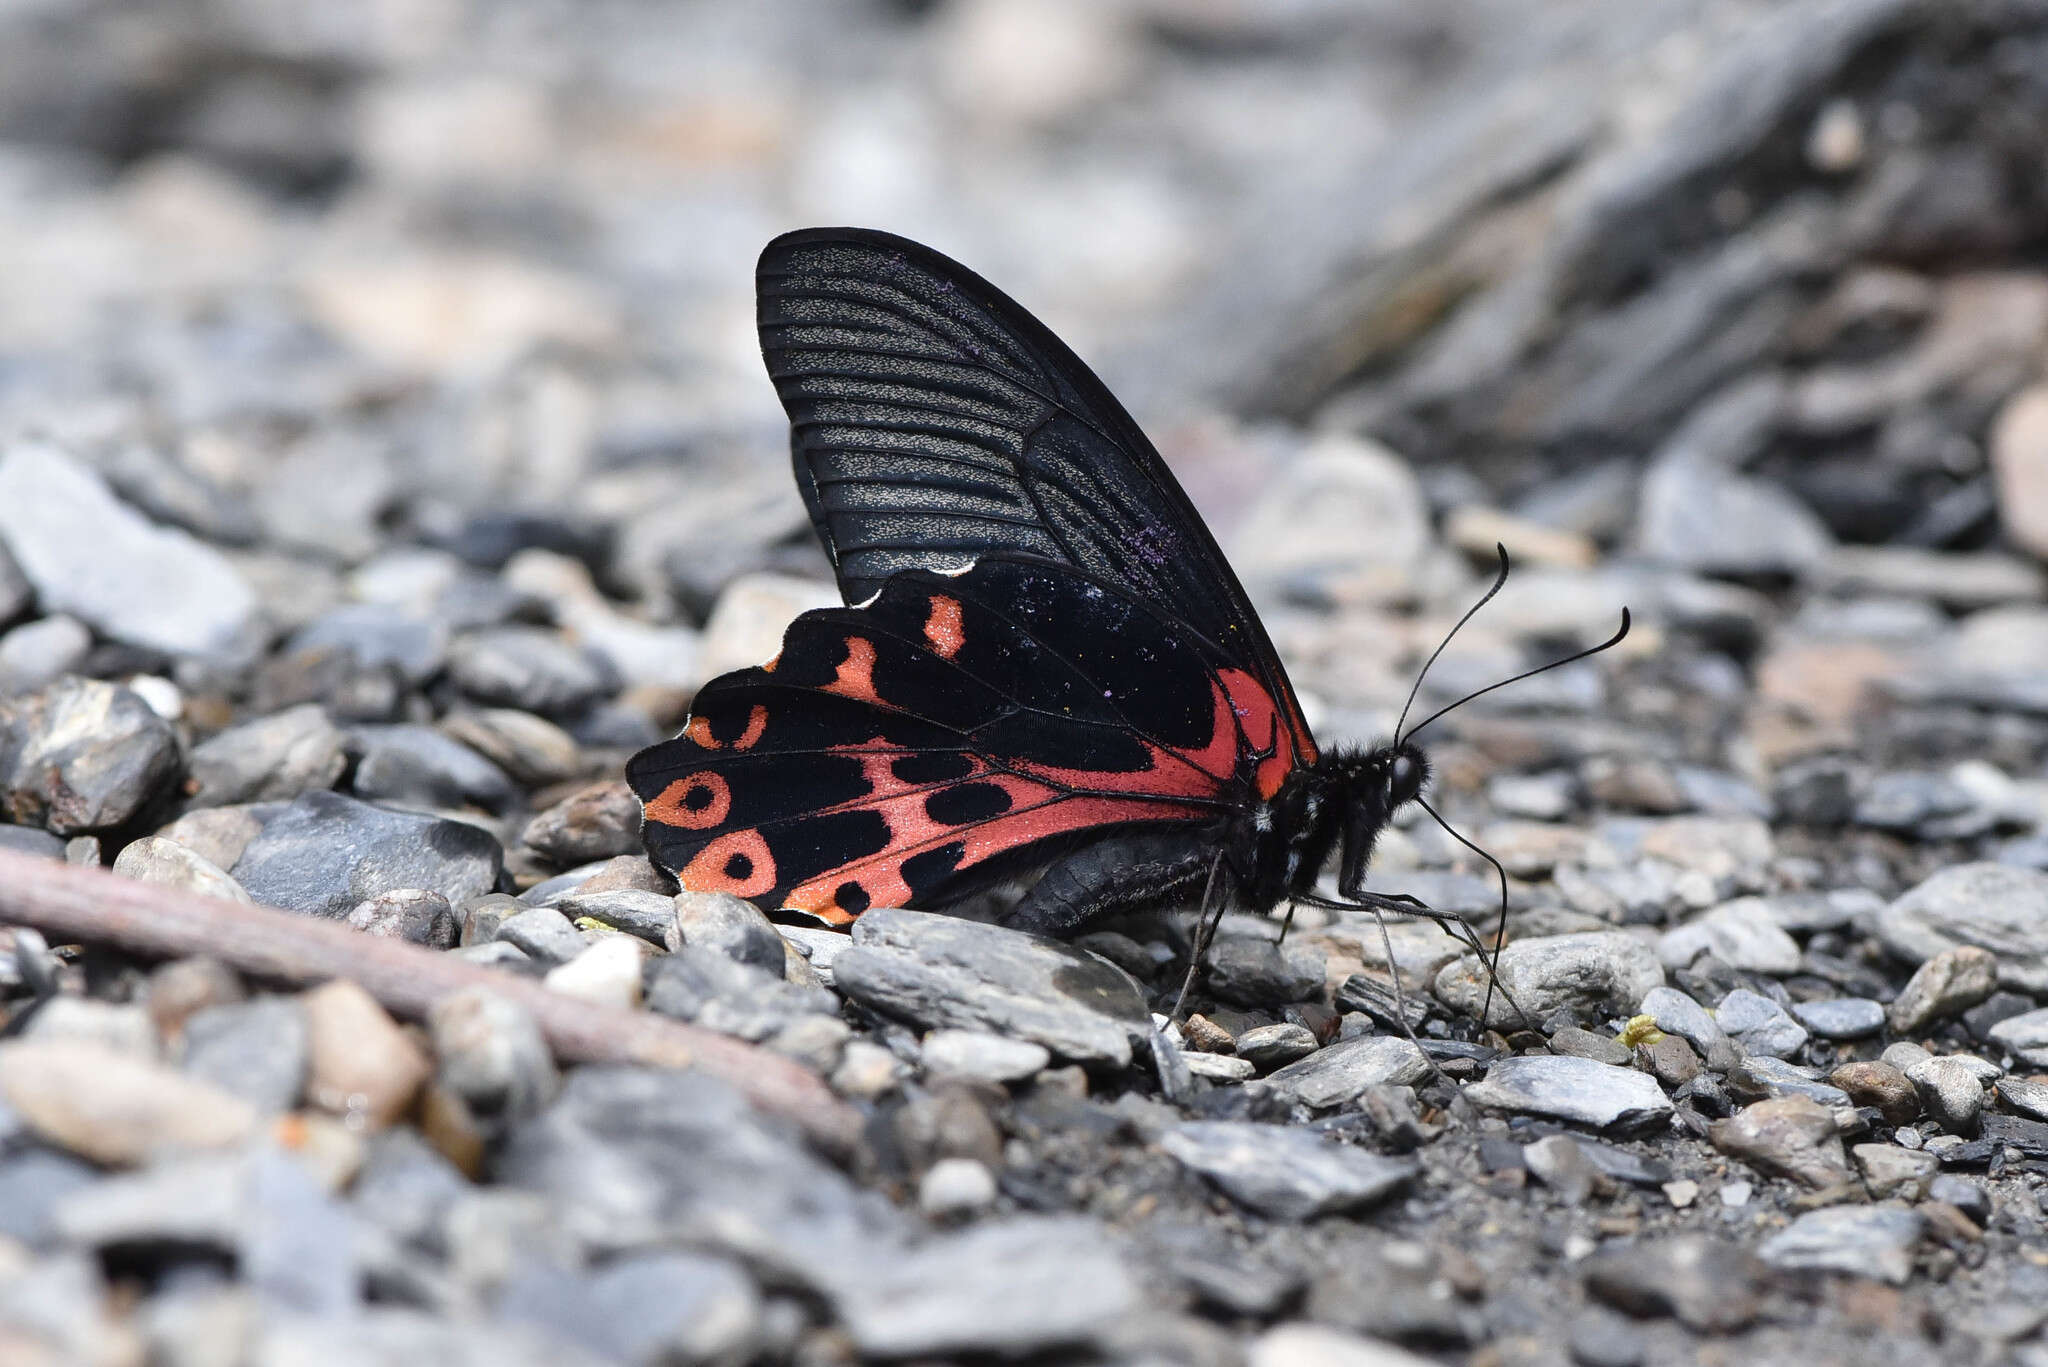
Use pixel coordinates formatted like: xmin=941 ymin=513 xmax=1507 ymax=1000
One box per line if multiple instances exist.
xmin=628 ymin=555 xmax=1310 ymax=923
xmin=757 ymin=227 xmax=1317 ymax=769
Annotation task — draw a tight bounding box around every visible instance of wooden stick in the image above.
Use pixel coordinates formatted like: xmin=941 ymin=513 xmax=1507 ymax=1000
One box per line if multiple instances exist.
xmin=0 ymin=849 xmax=861 ymax=1155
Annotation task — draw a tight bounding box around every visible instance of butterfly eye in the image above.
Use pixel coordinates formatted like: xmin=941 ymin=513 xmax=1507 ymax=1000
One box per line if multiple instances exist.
xmin=1388 ymin=753 xmax=1422 ymax=805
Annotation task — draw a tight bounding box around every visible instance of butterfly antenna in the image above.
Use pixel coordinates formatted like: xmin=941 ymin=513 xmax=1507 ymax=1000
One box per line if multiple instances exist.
xmin=1403 ymin=607 xmax=1632 ymax=744
xmin=1417 ymin=796 xmax=1533 ymax=1032
xmin=1395 ymin=543 xmax=1512 ymax=746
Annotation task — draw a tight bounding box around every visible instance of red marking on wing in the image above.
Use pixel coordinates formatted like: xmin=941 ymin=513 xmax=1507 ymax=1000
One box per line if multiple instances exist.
xmin=647 ymin=771 xmax=732 ymax=830
xmin=923 ymin=595 xmax=965 ymax=659
xmin=819 ymin=636 xmax=879 ymax=703
xmin=678 ymin=829 xmax=777 ymax=899
xmin=684 ymin=705 xmax=768 ymax=751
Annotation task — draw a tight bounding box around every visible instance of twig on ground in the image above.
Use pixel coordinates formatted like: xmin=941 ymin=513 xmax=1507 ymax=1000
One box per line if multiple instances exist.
xmin=0 ymin=849 xmax=861 ymax=1156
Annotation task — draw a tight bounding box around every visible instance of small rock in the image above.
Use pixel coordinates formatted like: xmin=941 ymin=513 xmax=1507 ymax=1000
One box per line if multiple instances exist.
xmin=21 ymin=997 xmax=157 ymax=1056
xmin=1205 ymin=937 xmax=1326 ymax=1005
xmin=147 ymin=956 xmax=247 ymax=1039
xmin=1789 ymin=997 xmax=1885 ymax=1039
xmin=1161 ymin=1121 xmax=1417 ymax=1220
xmin=922 ymin=1030 xmax=1051 ymax=1085
xmin=181 ymin=997 xmax=308 ymax=1115
xmin=494 ymin=907 xmax=589 ymax=966
xmin=0 ymin=1039 xmax=257 ymax=1164
xmin=832 ymin=1040 xmax=905 ymax=1100
xmin=1988 ymin=1007 xmax=2048 ymax=1067
xmin=918 ymin=1158 xmax=999 ymax=1219
xmin=186 ymin=705 xmax=348 ymax=807
xmin=1851 ymin=1143 xmax=1938 ymax=1201
xmin=448 ymin=625 xmax=614 ymax=714
xmin=0 ymin=615 xmax=92 ymax=695
xmin=439 ymin=708 xmax=584 ymax=787
xmin=1435 ymin=932 xmax=1665 ymax=1029
xmin=428 ymin=987 xmax=559 ymax=1136
xmin=302 ymin=980 xmax=431 ymax=1128
xmin=1236 ymin=1022 xmax=1321 ymax=1071
xmin=1996 ymin=1075 xmax=2048 ymax=1121
xmin=1905 ymin=1056 xmax=1984 ymax=1135
xmin=1875 ymin=864 xmax=2048 ymax=994
xmin=494 ymin=1251 xmax=762 ymax=1366
xmin=544 ymin=936 xmax=645 ymax=1010
xmin=1580 ymin=1235 xmax=1763 ymax=1332
xmin=344 ymin=888 xmax=458 ymax=948
xmin=833 ymin=908 xmax=1150 ymax=1068
xmin=0 ymin=677 xmax=181 ymax=833
xmin=1757 ymin=1205 xmax=1925 ymax=1285
xmin=1550 ymin=1026 xmax=1633 ymax=1067
xmin=1638 ymin=1033 xmax=1702 ymax=1087
xmin=1184 ymin=1052 xmax=1258 ymax=1082
xmin=113 ymin=836 xmax=252 ymax=903
xmin=1524 ymin=1134 xmax=1597 ymax=1205
xmin=1715 ymin=988 xmax=1808 ymax=1059
xmin=1737 ymin=1056 xmax=1849 ymax=1106
xmin=1264 ymin=1035 xmax=1431 ymax=1109
xmin=1248 ymin=1324 xmax=1440 ymax=1367
xmin=349 ymin=724 xmax=518 ymax=811
xmin=669 ymin=889 xmax=786 ymax=973
xmin=1464 ymin=1055 xmax=1673 ymax=1133
xmin=1709 ymin=1096 xmax=1851 ymax=1188
xmin=285 ymin=603 xmax=447 ymax=686
xmin=829 ymin=1216 xmax=1138 ymax=1358
xmin=1888 ymin=945 xmax=1999 ymax=1034
xmin=1658 ymin=901 xmax=1802 ymax=975
xmin=521 ymin=779 xmax=642 ymax=864
xmin=1830 ymin=1061 xmax=1919 ymax=1124
xmin=232 ymin=790 xmax=503 ymax=918
xmin=1637 ymin=986 xmax=1736 ymax=1068
xmin=554 ymin=887 xmax=673 ymax=945
xmin=0 ymin=442 xmax=260 ymax=661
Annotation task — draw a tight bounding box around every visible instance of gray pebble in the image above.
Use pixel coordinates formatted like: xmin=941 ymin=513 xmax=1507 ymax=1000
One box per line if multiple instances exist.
xmin=521 ymin=780 xmax=642 ymax=865
xmin=187 ymin=704 xmax=349 ymax=808
xmin=344 ymin=888 xmax=458 ymax=948
xmin=0 ymin=615 xmax=91 ymax=696
xmin=1757 ymin=1205 xmax=1924 ymax=1285
xmin=180 ymin=997 xmax=308 ymax=1114
xmin=1234 ymin=1022 xmax=1320 ymax=1071
xmin=1988 ymin=1007 xmax=2048 ymax=1067
xmin=1740 ymin=1056 xmax=1851 ymax=1107
xmin=1888 ymin=945 xmax=1998 ymax=1034
xmin=553 ymin=888 xmax=674 ymax=946
xmin=921 ymin=1030 xmax=1050 ymax=1084
xmin=448 ymin=626 xmax=615 ymax=714
xmin=1715 ymin=988 xmax=1808 ymax=1059
xmin=496 ymin=1252 xmax=762 ymax=1366
xmin=1160 ymin=1121 xmax=1417 ymax=1220
xmin=669 ymin=890 xmax=786 ymax=973
xmin=1204 ymin=937 xmax=1325 ymax=1006
xmin=429 ymin=988 xmax=559 ymax=1130
xmin=1464 ymin=1055 xmax=1673 ymax=1133
xmin=1789 ymin=997 xmax=1885 ymax=1040
xmin=1905 ymin=1056 xmax=1984 ymax=1135
xmin=494 ymin=907 xmax=588 ymax=966
xmin=349 ymin=724 xmax=517 ymax=811
xmin=1436 ymin=931 xmax=1665 ymax=1029
xmin=1264 ymin=1034 xmax=1430 ymax=1109
xmin=0 ymin=677 xmax=181 ymax=834
xmin=287 ymin=603 xmax=448 ymax=685
xmin=1876 ymin=863 xmax=2048 ymax=994
xmin=231 ymin=791 xmax=503 ymax=918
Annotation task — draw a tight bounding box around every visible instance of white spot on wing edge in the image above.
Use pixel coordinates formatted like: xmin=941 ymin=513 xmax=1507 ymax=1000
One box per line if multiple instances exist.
xmin=935 ymin=559 xmax=977 ymax=577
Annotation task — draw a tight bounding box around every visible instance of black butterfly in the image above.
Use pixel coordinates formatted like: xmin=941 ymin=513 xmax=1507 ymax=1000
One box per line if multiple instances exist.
xmin=628 ymin=227 xmax=1626 ymax=1007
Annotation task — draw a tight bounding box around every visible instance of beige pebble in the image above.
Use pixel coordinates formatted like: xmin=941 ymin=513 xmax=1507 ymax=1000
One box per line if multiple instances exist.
xmin=0 ymin=1039 xmax=256 ymax=1166
xmin=301 ymin=980 xmax=431 ymax=1129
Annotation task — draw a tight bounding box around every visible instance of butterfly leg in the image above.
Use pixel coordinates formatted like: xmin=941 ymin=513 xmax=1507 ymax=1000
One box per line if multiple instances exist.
xmin=1003 ymin=829 xmax=1218 ymax=939
xmin=1169 ymin=853 xmax=1227 ymax=1022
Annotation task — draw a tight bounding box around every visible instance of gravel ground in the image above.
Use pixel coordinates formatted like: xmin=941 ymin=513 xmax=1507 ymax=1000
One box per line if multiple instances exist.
xmin=5 ymin=1 xmax=2048 ymax=1365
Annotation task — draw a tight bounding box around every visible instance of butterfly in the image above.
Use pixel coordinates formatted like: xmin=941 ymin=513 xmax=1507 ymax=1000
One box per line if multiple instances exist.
xmin=627 ymin=227 xmax=1626 ymax=994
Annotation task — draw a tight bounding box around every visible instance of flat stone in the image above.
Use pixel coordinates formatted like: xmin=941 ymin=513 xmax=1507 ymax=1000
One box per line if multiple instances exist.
xmin=113 ymin=836 xmax=252 ymax=903
xmin=521 ymin=779 xmax=642 ymax=864
xmin=495 ymin=1251 xmax=761 ymax=1366
xmin=1235 ymin=1022 xmax=1321 ymax=1071
xmin=1738 ymin=1055 xmax=1849 ymax=1106
xmin=832 ymin=907 xmax=1150 ymax=1068
xmin=438 ymin=708 xmax=584 ymax=787
xmin=495 ymin=907 xmax=589 ymax=966
xmin=1658 ymin=901 xmax=1802 ymax=975
xmin=1905 ymin=1056 xmax=1985 ymax=1135
xmin=669 ymin=889 xmax=785 ymax=973
xmin=187 ymin=705 xmax=348 ymax=807
xmin=1580 ymin=1235 xmax=1764 ymax=1332
xmin=1988 ymin=1007 xmax=2048 ymax=1067
xmin=0 ymin=615 xmax=91 ymax=695
xmin=0 ymin=1039 xmax=257 ymax=1165
xmin=1757 ymin=1205 xmax=1925 ymax=1285
xmin=1789 ymin=998 xmax=1885 ymax=1039
xmin=448 ymin=625 xmax=615 ymax=714
xmin=1995 ymin=1075 xmax=2048 ymax=1121
xmin=1637 ymin=985 xmax=1735 ymax=1067
xmin=1160 ymin=1122 xmax=1417 ymax=1220
xmin=1184 ymin=1052 xmax=1258 ymax=1082
xmin=1875 ymin=864 xmax=2048 ymax=994
xmin=344 ymin=888 xmax=458 ymax=948
xmin=1435 ymin=932 xmax=1665 ymax=1029
xmin=1851 ymin=1143 xmax=1938 ymax=1200
xmin=181 ymin=997 xmax=308 ymax=1115
xmin=1550 ymin=1026 xmax=1633 ymax=1067
xmin=1205 ymin=937 xmax=1326 ymax=1006
xmin=232 ymin=791 xmax=503 ymax=918
xmin=286 ymin=603 xmax=447 ymax=685
xmin=553 ymin=888 xmax=673 ymax=946
xmin=1715 ymin=988 xmax=1809 ymax=1059
xmin=1264 ymin=1035 xmax=1431 ymax=1109
xmin=349 ymin=724 xmax=517 ymax=811
xmin=0 ymin=442 xmax=260 ymax=661
xmin=302 ymin=980 xmax=431 ymax=1128
xmin=829 ymin=1216 xmax=1138 ymax=1358
xmin=1524 ymin=1134 xmax=1597 ymax=1204
xmin=0 ymin=677 xmax=181 ymax=833
xmin=1463 ymin=1055 xmax=1672 ymax=1133
xmin=1709 ymin=1096 xmax=1851 ymax=1188
xmin=921 ymin=1030 xmax=1051 ymax=1085
xmin=1889 ymin=945 xmax=1999 ymax=1034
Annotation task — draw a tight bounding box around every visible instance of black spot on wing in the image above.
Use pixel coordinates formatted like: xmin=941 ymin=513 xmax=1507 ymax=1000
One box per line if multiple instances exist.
xmin=924 ymin=782 xmax=1013 ymax=826
xmin=761 ymin=808 xmax=892 ymax=892
xmin=901 ymin=841 xmax=966 ymax=901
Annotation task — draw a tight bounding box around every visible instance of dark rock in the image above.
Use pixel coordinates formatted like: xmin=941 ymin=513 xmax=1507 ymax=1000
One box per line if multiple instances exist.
xmin=1581 ymin=1236 xmax=1764 ymax=1332
xmin=0 ymin=677 xmax=180 ymax=833
xmin=230 ymin=791 xmax=503 ymax=918
xmin=186 ymin=704 xmax=348 ymax=807
xmin=832 ymin=907 xmax=1150 ymax=1068
xmin=1203 ymin=937 xmax=1325 ymax=1006
xmin=553 ymin=888 xmax=673 ymax=946
xmin=345 ymin=888 xmax=459 ymax=948
xmin=521 ymin=780 xmax=642 ymax=864
xmin=1160 ymin=1121 xmax=1416 ymax=1219
xmin=669 ymin=890 xmax=785 ymax=973
xmin=286 ymin=604 xmax=448 ymax=685
xmin=1304 ymin=1239 xmax=1478 ymax=1345
xmin=448 ymin=626 xmax=615 ymax=714
xmin=643 ymin=946 xmax=835 ymax=1043
xmin=349 ymin=724 xmax=517 ymax=811
xmin=180 ymin=996 xmax=308 ymax=1114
